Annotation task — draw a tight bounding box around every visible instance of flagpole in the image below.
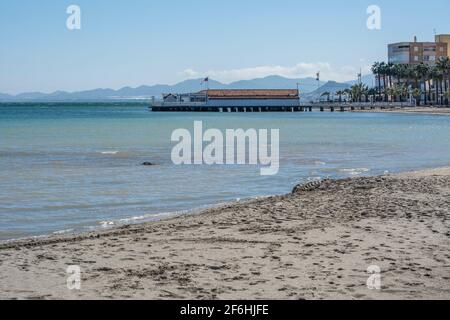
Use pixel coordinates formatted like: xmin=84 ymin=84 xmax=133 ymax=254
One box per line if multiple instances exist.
xmin=316 ymin=72 xmax=320 ymax=90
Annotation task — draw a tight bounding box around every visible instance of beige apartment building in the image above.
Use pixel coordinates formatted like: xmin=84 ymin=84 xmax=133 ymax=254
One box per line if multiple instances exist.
xmin=435 ymin=34 xmax=450 ymax=56
xmin=388 ymin=36 xmax=448 ymax=65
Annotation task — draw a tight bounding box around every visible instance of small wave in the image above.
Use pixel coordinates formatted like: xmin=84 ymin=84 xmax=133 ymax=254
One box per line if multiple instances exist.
xmin=100 ymin=151 xmax=119 ymax=155
xmin=52 ymin=228 xmax=74 ymax=235
xmin=99 ymin=221 xmax=116 ymax=228
xmin=339 ymin=168 xmax=371 ymax=176
xmin=98 ymin=209 xmax=191 ymax=228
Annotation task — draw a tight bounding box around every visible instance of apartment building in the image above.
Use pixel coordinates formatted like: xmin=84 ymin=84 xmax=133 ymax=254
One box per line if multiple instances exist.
xmin=388 ymin=37 xmax=448 ymax=65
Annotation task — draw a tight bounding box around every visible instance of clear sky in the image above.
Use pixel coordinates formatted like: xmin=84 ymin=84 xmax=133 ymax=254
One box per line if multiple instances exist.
xmin=1 ymin=0 xmax=449 ymax=94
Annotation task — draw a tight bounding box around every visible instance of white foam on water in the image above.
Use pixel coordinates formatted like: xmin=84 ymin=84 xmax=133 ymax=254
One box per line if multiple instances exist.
xmin=339 ymin=168 xmax=371 ymax=176
xmin=100 ymin=151 xmax=119 ymax=155
xmin=99 ymin=221 xmax=115 ymax=228
xmin=52 ymin=229 xmax=74 ymax=235
xmin=97 ymin=209 xmax=193 ymax=229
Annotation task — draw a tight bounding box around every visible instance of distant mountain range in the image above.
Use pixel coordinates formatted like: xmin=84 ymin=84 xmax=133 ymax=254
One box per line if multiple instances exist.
xmin=301 ymin=81 xmax=352 ymax=102
xmin=301 ymin=74 xmax=375 ymax=102
xmin=0 ymin=75 xmax=374 ymax=102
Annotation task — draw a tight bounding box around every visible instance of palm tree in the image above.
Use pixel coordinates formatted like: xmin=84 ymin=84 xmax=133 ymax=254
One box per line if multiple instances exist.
xmin=444 ymin=92 xmax=450 ymax=102
xmin=320 ymin=92 xmax=331 ymax=102
xmin=411 ymin=88 xmax=422 ymax=106
xmin=335 ymin=90 xmax=345 ymax=103
xmin=387 ymin=62 xmax=395 ymax=89
xmin=429 ymin=67 xmax=443 ymax=105
xmin=349 ymin=84 xmax=368 ymax=102
xmin=371 ymin=62 xmax=383 ymax=101
xmin=392 ymin=64 xmax=406 ymax=87
xmin=379 ymin=62 xmax=389 ymax=101
xmin=398 ymin=84 xmax=409 ymax=102
xmin=367 ymin=88 xmax=377 ymax=103
xmin=386 ymin=87 xmax=396 ymax=102
xmin=389 ymin=84 xmax=408 ymax=103
xmin=343 ymin=88 xmax=352 ymax=102
xmin=403 ymin=64 xmax=416 ymax=89
xmin=414 ymin=64 xmax=430 ymax=105
xmin=437 ymin=57 xmax=450 ymax=106
xmin=361 ymin=85 xmax=370 ymax=102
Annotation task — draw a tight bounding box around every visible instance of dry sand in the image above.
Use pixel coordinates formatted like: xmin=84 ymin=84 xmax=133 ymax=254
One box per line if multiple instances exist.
xmin=1 ymin=168 xmax=450 ymax=300
xmin=354 ymin=107 xmax=450 ymax=116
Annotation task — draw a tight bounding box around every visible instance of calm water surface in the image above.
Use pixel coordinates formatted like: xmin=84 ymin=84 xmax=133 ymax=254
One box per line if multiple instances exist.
xmin=1 ymin=103 xmax=450 ymax=240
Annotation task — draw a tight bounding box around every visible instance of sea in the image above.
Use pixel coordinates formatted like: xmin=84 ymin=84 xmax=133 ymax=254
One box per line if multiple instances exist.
xmin=1 ymin=103 xmax=450 ymax=240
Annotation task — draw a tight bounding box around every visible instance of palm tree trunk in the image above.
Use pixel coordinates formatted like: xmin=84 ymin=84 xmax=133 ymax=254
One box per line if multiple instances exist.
xmin=435 ymin=81 xmax=439 ymax=105
xmin=377 ymin=75 xmax=382 ymax=101
xmin=446 ymin=76 xmax=449 ymax=106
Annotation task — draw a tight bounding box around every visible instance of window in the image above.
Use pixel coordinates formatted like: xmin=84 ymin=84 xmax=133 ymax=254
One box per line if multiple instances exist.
xmin=414 ymin=56 xmax=419 ymax=61
xmin=414 ymin=47 xmax=419 ymax=52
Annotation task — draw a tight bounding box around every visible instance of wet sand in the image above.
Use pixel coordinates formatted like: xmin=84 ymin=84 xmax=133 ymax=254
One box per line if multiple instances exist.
xmin=1 ymin=168 xmax=450 ymax=300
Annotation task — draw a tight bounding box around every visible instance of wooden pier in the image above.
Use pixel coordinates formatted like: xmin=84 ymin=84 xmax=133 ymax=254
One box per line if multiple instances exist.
xmin=150 ymin=102 xmax=414 ymax=113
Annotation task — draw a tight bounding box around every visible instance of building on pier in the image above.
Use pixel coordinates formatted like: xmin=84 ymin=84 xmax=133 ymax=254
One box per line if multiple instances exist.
xmin=151 ymin=89 xmax=300 ymax=112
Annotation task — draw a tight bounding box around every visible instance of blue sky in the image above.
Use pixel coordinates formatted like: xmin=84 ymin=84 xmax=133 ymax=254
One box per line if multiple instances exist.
xmin=1 ymin=0 xmax=449 ymax=94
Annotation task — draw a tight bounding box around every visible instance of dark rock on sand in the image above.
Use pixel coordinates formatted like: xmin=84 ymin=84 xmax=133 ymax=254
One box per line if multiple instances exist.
xmin=292 ymin=179 xmax=333 ymax=194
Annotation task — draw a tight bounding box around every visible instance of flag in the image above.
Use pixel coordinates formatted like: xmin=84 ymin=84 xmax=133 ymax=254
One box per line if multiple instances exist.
xmin=201 ymin=77 xmax=209 ymax=84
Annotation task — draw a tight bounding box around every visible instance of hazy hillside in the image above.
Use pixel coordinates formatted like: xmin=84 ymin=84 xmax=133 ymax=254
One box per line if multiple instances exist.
xmin=0 ymin=75 xmax=371 ymax=102
xmin=301 ymin=81 xmax=351 ymax=102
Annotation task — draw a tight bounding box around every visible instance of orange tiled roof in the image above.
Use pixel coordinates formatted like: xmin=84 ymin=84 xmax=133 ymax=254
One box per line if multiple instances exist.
xmin=200 ymin=89 xmax=299 ymax=99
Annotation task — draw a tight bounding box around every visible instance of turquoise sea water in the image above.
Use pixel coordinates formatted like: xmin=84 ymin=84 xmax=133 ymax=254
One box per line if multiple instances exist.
xmin=1 ymin=103 xmax=450 ymax=240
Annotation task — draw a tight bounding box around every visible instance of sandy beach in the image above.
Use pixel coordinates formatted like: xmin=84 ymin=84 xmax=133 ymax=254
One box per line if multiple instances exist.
xmin=353 ymin=107 xmax=450 ymax=116
xmin=1 ymin=168 xmax=450 ymax=300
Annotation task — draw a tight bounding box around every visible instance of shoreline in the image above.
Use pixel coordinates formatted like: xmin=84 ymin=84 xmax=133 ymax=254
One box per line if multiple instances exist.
xmin=0 ymin=167 xmax=439 ymax=248
xmin=352 ymin=107 xmax=450 ymax=116
xmin=0 ymin=164 xmax=446 ymax=246
xmin=1 ymin=167 xmax=450 ymax=299
xmin=0 ymin=194 xmax=278 ymax=248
